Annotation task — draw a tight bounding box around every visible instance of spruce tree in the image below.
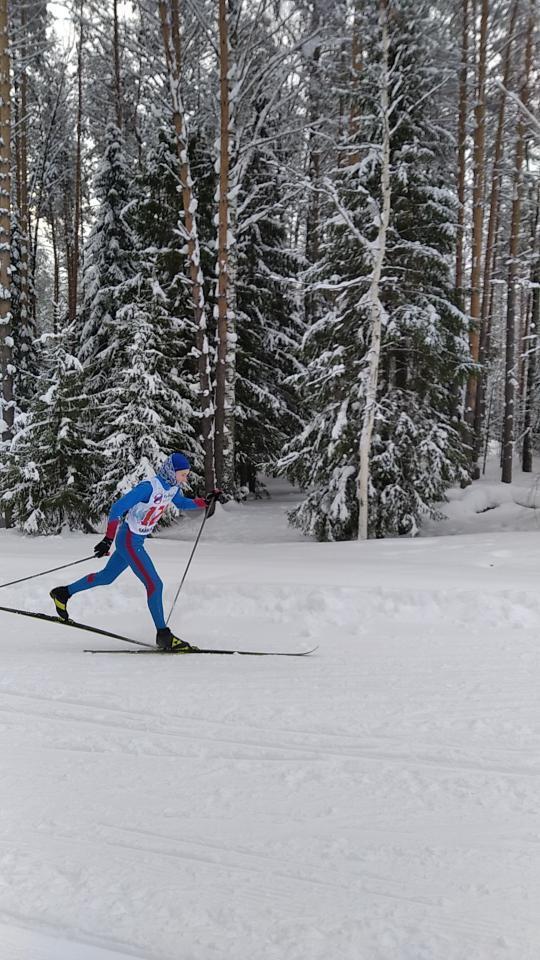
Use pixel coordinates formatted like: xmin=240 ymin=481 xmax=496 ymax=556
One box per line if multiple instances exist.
xmin=0 ymin=328 xmax=96 ymax=534
xmin=235 ymin=133 xmax=304 ymax=494
xmin=93 ymin=268 xmax=203 ymax=511
xmin=281 ymin=0 xmax=471 ymax=540
xmin=77 ymin=122 xmax=135 ymax=392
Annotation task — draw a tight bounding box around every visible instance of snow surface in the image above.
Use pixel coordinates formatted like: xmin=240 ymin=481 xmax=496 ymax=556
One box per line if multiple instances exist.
xmin=2 ymin=474 xmax=540 ymax=958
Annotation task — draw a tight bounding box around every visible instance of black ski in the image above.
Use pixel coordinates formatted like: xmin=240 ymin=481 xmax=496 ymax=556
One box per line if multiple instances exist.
xmin=0 ymin=603 xmax=317 ymax=657
xmin=0 ymin=604 xmax=153 ymax=648
xmin=85 ymin=646 xmax=318 ymax=657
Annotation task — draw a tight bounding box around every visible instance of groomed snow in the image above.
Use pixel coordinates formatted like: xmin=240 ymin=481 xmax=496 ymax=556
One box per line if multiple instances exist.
xmin=2 ymin=475 xmax=540 ymax=959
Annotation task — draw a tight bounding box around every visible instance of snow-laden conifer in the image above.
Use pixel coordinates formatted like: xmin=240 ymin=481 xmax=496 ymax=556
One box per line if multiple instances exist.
xmin=281 ymin=0 xmax=471 ymax=540
xmin=93 ymin=268 xmax=203 ymax=513
xmin=77 ymin=122 xmax=135 ymax=389
xmin=0 ymin=328 xmax=96 ymax=535
xmin=235 ymin=136 xmax=304 ymax=494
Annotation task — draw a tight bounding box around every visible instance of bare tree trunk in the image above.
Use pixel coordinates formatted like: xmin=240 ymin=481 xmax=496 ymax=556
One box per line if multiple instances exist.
xmin=50 ymin=203 xmax=60 ymax=335
xmin=502 ymin=0 xmax=535 ymax=483
xmin=305 ymin=3 xmax=321 ymax=326
xmin=455 ymin=0 xmax=469 ymax=313
xmin=158 ymin=0 xmax=214 ymax=490
xmin=214 ymin=0 xmax=236 ymax=493
xmin=0 ymin=0 xmax=12 ymax=526
xmin=112 ymin=0 xmax=123 ymax=131
xmin=69 ymin=0 xmax=84 ymax=324
xmin=348 ymin=1 xmax=363 ymax=163
xmin=464 ymin=0 xmax=488 ymax=472
xmin=18 ymin=4 xmax=30 ymax=332
xmin=474 ymin=0 xmax=519 ymax=459
xmin=521 ymin=288 xmax=537 ymax=473
xmin=357 ymin=0 xmax=391 ymax=541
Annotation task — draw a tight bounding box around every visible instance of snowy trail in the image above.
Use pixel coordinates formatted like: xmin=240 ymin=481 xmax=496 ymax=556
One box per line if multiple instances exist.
xmin=2 ymin=486 xmax=540 ymax=957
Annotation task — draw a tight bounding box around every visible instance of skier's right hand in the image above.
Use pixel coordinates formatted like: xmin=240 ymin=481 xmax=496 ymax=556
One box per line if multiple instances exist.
xmin=94 ymin=536 xmax=113 ymax=558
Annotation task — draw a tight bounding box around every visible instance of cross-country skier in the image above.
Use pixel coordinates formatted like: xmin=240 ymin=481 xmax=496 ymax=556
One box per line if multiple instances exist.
xmin=50 ymin=452 xmax=220 ymax=652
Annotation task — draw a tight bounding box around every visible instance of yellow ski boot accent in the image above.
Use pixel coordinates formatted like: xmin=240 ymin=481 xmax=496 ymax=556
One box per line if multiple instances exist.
xmin=156 ymin=627 xmax=199 ymax=652
xmin=50 ymin=587 xmax=70 ymax=622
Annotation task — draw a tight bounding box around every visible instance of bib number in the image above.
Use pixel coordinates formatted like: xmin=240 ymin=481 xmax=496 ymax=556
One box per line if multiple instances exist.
xmin=141 ymin=504 xmax=166 ymax=528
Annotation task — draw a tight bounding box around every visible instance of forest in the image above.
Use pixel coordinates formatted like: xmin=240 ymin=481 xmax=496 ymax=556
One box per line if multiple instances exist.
xmin=0 ymin=0 xmax=538 ymax=541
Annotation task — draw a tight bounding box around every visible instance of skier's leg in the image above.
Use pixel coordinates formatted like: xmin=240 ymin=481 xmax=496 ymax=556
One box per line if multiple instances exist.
xmin=122 ymin=527 xmax=166 ymax=629
xmin=51 ymin=537 xmax=129 ymax=620
xmin=67 ymin=548 xmax=129 ymax=596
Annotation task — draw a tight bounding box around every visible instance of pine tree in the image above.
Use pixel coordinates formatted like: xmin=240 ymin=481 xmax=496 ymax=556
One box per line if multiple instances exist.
xmin=281 ymin=0 xmax=471 ymax=540
xmin=0 ymin=328 xmax=96 ymax=534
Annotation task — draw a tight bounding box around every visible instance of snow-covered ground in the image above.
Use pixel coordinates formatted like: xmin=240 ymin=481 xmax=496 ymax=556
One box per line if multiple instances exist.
xmin=2 ymin=473 xmax=540 ymax=959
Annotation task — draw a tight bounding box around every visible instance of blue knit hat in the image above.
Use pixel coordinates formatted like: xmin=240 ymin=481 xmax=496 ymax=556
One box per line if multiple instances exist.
xmin=157 ymin=452 xmax=191 ymax=485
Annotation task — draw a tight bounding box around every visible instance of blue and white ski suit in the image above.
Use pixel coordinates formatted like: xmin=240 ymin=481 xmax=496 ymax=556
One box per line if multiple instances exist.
xmin=67 ymin=476 xmax=202 ymax=629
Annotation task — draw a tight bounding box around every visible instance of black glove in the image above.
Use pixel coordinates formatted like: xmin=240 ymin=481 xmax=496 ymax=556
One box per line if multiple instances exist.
xmin=204 ymin=488 xmax=224 ymax=506
xmin=204 ymin=488 xmax=225 ymax=518
xmin=94 ymin=536 xmax=113 ymax=558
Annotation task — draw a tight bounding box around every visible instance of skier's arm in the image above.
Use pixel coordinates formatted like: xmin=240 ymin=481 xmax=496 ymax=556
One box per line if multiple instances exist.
xmin=104 ymin=481 xmax=154 ymax=539
xmin=172 ymin=491 xmax=206 ymax=512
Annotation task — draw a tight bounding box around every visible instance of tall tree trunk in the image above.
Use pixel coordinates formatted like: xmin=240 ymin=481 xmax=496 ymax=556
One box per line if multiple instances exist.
xmin=455 ymin=0 xmax=469 ymax=313
xmin=0 ymin=0 xmax=12 ymax=526
xmin=357 ymin=0 xmax=391 ymax=541
xmin=214 ymin=0 xmax=236 ymax=493
xmin=464 ymin=0 xmax=488 ymax=472
xmin=521 ymin=287 xmax=537 ymax=473
xmin=501 ymin=0 xmax=535 ymax=483
xmin=50 ymin=204 xmax=60 ymax=335
xmin=18 ymin=4 xmax=29 ymax=332
xmin=474 ymin=0 xmax=519 ymax=461
xmin=69 ymin=0 xmax=84 ymax=324
xmin=305 ymin=3 xmax=321 ymax=327
xmin=112 ymin=0 xmax=123 ymax=131
xmin=158 ymin=0 xmax=214 ymax=490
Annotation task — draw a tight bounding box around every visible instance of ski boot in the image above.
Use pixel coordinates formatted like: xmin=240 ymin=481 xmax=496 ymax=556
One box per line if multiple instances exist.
xmin=50 ymin=586 xmax=71 ymax=622
xmin=156 ymin=627 xmax=199 ymax=653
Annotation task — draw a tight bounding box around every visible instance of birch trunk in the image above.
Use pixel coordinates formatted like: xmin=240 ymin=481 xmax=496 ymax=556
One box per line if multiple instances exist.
xmin=464 ymin=0 xmax=488 ymax=458
xmin=158 ymin=0 xmax=214 ymax=490
xmin=357 ymin=0 xmax=391 ymax=541
xmin=501 ymin=0 xmax=534 ymax=483
xmin=214 ymin=0 xmax=236 ymax=493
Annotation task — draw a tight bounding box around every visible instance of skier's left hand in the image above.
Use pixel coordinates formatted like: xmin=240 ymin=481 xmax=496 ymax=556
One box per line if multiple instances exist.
xmin=205 ymin=488 xmax=224 ymax=506
xmin=94 ymin=536 xmax=113 ymax=558
xmin=198 ymin=489 xmax=225 ymax=518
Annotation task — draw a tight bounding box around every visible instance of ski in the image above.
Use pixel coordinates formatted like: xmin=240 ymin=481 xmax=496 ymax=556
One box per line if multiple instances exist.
xmin=85 ymin=646 xmax=318 ymax=657
xmin=0 ymin=604 xmax=154 ymax=648
xmin=0 ymin=603 xmax=317 ymax=656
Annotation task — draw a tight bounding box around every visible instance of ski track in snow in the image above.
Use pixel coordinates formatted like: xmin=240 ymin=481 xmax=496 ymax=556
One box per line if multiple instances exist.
xmin=1 ymin=479 xmax=540 ymax=958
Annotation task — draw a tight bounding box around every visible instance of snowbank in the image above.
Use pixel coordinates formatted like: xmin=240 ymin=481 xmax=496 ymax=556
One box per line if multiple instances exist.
xmin=421 ymin=464 xmax=540 ymax=537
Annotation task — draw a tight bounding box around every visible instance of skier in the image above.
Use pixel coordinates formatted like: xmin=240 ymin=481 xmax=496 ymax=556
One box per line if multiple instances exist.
xmin=50 ymin=452 xmax=220 ymax=651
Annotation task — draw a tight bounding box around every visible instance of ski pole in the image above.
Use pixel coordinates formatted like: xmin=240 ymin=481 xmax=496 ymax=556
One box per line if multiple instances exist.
xmin=0 ymin=555 xmax=95 ymax=591
xmin=166 ymin=507 xmax=210 ymax=625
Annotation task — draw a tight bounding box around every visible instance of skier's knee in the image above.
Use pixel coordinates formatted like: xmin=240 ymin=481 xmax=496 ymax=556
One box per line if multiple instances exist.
xmin=147 ymin=577 xmax=163 ymax=600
